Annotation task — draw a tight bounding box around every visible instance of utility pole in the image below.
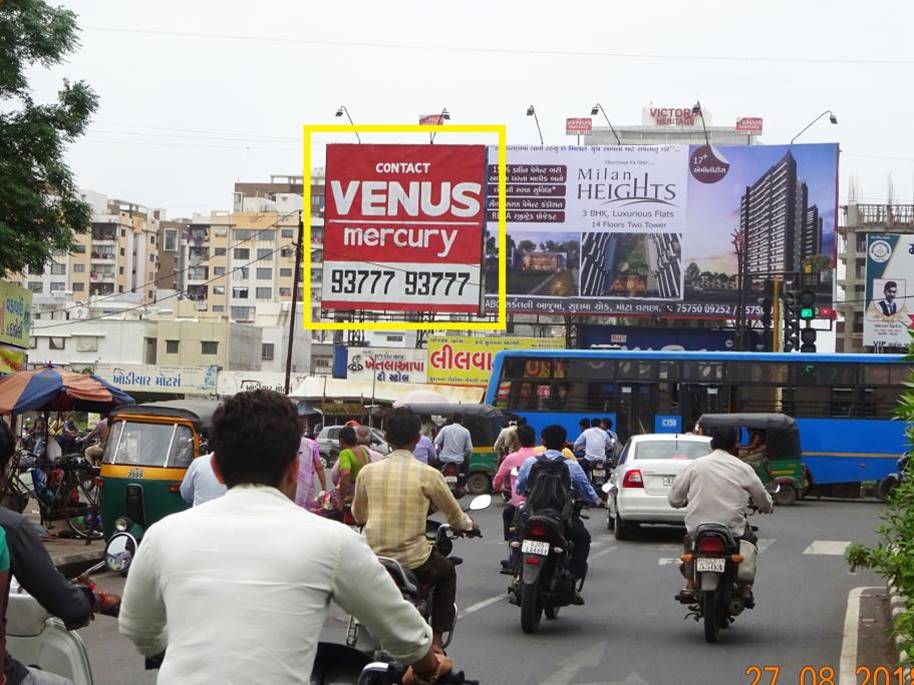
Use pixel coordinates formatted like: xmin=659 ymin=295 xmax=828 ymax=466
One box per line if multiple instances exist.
xmin=284 ymin=210 xmax=304 ymax=395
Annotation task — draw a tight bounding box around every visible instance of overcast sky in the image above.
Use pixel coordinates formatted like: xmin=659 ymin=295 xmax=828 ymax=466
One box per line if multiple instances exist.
xmin=27 ymin=0 xmax=914 ymax=218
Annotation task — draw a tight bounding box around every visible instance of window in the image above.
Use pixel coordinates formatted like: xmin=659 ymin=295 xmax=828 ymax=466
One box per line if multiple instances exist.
xmin=280 ymin=247 xmax=293 ymax=258
xmin=256 ymin=267 xmax=273 ymax=280
xmin=50 ymin=262 xmax=66 ymax=275
xmin=28 ymin=282 xmax=43 ymax=293
xmin=232 ymin=287 xmax=249 ymax=299
xmin=119 ymin=267 xmax=124 ymax=275
xmin=149 ymin=254 xmax=155 ymax=263
xmin=213 ymin=286 xmax=225 ymax=295
xmin=73 ymin=263 xmax=85 ymax=273
xmin=634 ymin=440 xmax=712 ymax=461
xmin=212 ymin=305 xmax=225 ymax=313
xmin=232 ymin=229 xmax=263 ymax=241
xmin=233 ymin=267 xmax=249 ymax=281
xmin=256 ymin=248 xmax=272 ymax=260
xmin=280 ymin=268 xmax=292 ymax=278
xmin=201 ymin=341 xmax=219 ymax=355
xmin=214 ymin=247 xmax=226 ymax=256
xmin=151 ymin=235 xmax=155 ymax=244
xmin=279 ymin=287 xmax=291 ymax=297
xmin=72 ymin=282 xmax=85 ymax=292
xmin=234 ymin=248 xmax=250 ymax=260
xmin=72 ymin=244 xmax=86 ymax=254
xmin=121 ymin=228 xmax=126 ymax=238
xmin=213 ymin=266 xmax=225 ymax=276
xmin=256 ymin=287 xmax=272 ymax=300
xmin=165 ymin=340 xmax=179 ymax=354
xmin=230 ymin=306 xmax=254 ymax=320
xmin=49 ymin=337 xmax=65 ymax=350
xmin=50 ymin=282 xmax=66 ymax=292
xmin=164 ymin=229 xmax=177 ymax=251
xmin=75 ymin=336 xmax=98 ymax=352
xmin=281 ymin=229 xmax=294 ymax=238
xmin=262 ymin=343 xmax=275 ymax=361
xmin=120 ymin=248 xmax=125 ymax=256
xmin=29 ymin=337 xmax=37 ymax=349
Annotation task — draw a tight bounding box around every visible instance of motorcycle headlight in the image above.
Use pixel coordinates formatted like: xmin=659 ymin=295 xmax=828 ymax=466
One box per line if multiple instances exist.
xmin=114 ymin=517 xmax=130 ymax=532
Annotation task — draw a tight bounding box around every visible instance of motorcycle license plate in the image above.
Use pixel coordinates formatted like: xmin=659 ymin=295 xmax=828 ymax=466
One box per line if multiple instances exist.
xmin=444 ymin=476 xmax=458 ymax=484
xmin=593 ymin=469 xmax=606 ymax=478
xmin=522 ymin=540 xmax=550 ymax=556
xmin=695 ymin=557 xmax=726 ymax=573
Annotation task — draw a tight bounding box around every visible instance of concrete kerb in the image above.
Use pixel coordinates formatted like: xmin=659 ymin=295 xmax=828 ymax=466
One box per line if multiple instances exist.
xmin=888 ymin=583 xmax=912 ymax=665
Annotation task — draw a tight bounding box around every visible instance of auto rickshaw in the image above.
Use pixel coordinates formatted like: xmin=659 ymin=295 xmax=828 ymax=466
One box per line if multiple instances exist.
xmin=388 ymin=403 xmax=505 ymax=495
xmin=98 ymin=400 xmax=219 ymax=540
xmin=696 ymin=412 xmax=809 ymax=506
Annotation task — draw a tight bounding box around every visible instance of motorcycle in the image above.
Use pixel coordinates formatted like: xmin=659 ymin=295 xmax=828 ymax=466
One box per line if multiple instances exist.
xmin=878 ymin=455 xmax=909 ymax=501
xmin=676 ymin=484 xmax=777 ymax=643
xmin=347 ymin=494 xmax=490 ymax=653
xmin=311 ymin=641 xmax=479 ymax=684
xmin=6 ymin=533 xmax=134 ymax=684
xmin=509 ymin=499 xmax=588 ymax=634
xmin=590 ymin=457 xmax=609 ymax=489
xmin=439 ymin=462 xmax=467 ymax=500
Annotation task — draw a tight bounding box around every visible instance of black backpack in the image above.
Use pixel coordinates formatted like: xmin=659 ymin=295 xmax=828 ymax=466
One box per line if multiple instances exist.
xmin=525 ymin=454 xmax=573 ymax=519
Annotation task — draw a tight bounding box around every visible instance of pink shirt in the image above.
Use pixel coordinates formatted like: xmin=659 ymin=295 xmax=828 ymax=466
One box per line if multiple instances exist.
xmin=492 ymin=447 xmax=537 ymax=507
xmin=294 ymin=437 xmax=323 ymax=507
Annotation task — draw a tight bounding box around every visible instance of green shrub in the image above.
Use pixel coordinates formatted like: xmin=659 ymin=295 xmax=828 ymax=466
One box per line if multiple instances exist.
xmin=847 ymin=332 xmax=914 ymax=656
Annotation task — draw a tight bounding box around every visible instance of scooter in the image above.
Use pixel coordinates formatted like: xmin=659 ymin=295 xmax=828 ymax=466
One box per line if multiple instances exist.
xmin=347 ymin=494 xmax=490 ymax=654
xmin=878 ymin=455 xmax=909 ymax=501
xmin=439 ymin=462 xmax=467 ymax=500
xmin=6 ymin=532 xmax=136 ymax=685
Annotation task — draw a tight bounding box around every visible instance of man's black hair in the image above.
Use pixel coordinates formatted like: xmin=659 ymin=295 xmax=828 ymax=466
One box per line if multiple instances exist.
xmin=591 ymin=417 xmax=602 ymax=427
xmin=211 ymin=389 xmax=301 ymax=488
xmin=885 ymin=281 xmax=898 ymax=293
xmin=385 ymin=408 xmax=421 ymax=449
xmin=452 ymin=414 xmax=464 ymax=425
xmin=578 ymin=418 xmax=590 ymax=429
xmin=339 ymin=425 xmax=357 ymax=447
xmin=709 ymin=426 xmax=739 ymax=453
xmin=603 ymin=418 xmax=613 ymax=429
xmin=516 ymin=416 xmax=527 ymax=427
xmin=0 ymin=420 xmax=14 ymax=472
xmin=516 ymin=424 xmax=536 ymax=448
xmin=541 ymin=424 xmax=567 ymax=450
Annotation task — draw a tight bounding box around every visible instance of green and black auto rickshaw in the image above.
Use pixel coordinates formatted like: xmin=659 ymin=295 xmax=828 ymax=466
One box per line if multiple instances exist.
xmin=697 ymin=412 xmax=809 ymax=506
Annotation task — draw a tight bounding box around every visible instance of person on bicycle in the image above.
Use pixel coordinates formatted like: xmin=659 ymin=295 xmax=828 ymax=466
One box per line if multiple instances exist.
xmin=0 ymin=420 xmax=98 ymax=685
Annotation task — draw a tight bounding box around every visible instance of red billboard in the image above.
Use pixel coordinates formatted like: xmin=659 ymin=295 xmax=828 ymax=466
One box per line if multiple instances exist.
xmin=322 ymin=144 xmax=486 ymax=313
xmin=565 ymin=117 xmax=592 ymax=135
xmin=419 ymin=114 xmax=445 ymax=125
xmin=736 ymin=117 xmax=763 ymax=135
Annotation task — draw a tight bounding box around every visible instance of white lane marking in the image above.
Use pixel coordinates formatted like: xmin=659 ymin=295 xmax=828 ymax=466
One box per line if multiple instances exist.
xmin=658 ymin=557 xmax=682 ymax=566
xmin=804 ymin=540 xmax=851 ymax=556
xmin=839 ymin=587 xmax=881 ymax=685
xmin=591 ymin=546 xmax=615 ymax=560
xmin=458 ymin=593 xmax=505 ymax=619
xmin=540 ymin=640 xmax=608 ymax=685
xmin=757 ymin=538 xmax=775 ymax=553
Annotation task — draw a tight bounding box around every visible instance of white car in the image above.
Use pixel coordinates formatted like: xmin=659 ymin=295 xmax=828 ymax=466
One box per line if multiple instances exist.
xmin=606 ymin=434 xmax=713 ymax=540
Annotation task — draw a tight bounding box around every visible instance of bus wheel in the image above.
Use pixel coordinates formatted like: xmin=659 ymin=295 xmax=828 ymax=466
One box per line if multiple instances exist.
xmin=466 ymin=472 xmax=491 ymax=496
xmin=773 ymin=483 xmax=798 ymax=506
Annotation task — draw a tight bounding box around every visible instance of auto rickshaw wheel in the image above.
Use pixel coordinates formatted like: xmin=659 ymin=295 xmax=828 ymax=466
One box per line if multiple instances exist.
xmin=772 ymin=483 xmax=799 ymax=506
xmin=466 ymin=472 xmax=491 ymax=496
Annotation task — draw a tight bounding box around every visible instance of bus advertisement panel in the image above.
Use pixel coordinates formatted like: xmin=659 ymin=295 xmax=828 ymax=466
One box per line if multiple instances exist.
xmin=864 ymin=232 xmax=914 ymax=347
xmin=427 ymin=334 xmax=563 ymax=387
xmin=481 ymin=143 xmax=838 ymax=320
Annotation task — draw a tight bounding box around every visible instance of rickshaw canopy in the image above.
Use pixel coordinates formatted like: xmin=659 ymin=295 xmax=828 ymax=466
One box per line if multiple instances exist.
xmin=697 ymin=412 xmax=801 ymax=461
xmin=383 ymin=403 xmax=504 ymax=420
xmin=108 ymin=399 xmax=220 ymax=435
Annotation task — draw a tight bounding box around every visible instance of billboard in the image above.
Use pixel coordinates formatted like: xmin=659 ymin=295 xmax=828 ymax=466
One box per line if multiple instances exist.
xmin=345 ymin=346 xmax=427 ymax=384
xmin=481 ymin=143 xmax=838 ymax=319
xmin=864 ymin=233 xmax=914 ymax=347
xmin=579 ymin=325 xmax=766 ymax=351
xmin=0 ymin=347 xmax=26 ymax=374
xmin=427 ymin=334 xmax=564 ymax=386
xmin=736 ymin=117 xmax=763 ymax=135
xmin=0 ymin=282 xmax=32 ymax=348
xmin=322 ymin=144 xmax=486 ymax=314
xmin=566 ymin=118 xmax=592 ymax=136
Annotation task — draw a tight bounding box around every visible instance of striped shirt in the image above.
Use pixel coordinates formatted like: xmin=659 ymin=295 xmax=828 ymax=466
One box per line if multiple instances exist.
xmin=352 ymin=450 xmax=472 ymax=569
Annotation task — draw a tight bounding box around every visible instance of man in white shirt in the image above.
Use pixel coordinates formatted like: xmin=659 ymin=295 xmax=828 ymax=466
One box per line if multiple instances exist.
xmin=573 ymin=417 xmax=610 ymax=475
xmin=119 ymin=389 xmax=450 ymax=685
xmin=434 ymin=415 xmax=473 ymax=476
xmin=178 ymin=453 xmax=227 ymax=507
xmin=668 ymin=426 xmax=773 ymax=605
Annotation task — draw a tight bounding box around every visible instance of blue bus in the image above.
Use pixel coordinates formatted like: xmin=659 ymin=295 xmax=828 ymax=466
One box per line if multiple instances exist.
xmin=484 ymin=350 xmax=910 ymax=493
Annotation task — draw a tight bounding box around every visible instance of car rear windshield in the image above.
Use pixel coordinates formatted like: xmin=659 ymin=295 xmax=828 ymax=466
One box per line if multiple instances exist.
xmin=635 ymin=441 xmax=712 ymax=461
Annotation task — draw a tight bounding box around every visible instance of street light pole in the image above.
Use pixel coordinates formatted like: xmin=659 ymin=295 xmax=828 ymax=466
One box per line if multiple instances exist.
xmin=429 ymin=108 xmax=450 ymax=144
xmin=591 ymin=103 xmax=622 ymax=144
xmin=790 ymin=110 xmax=838 ymax=145
xmin=691 ymin=101 xmax=711 ymax=146
xmin=526 ymin=106 xmax=544 ymax=145
xmin=284 ymin=210 xmax=304 ymax=395
xmin=334 ymin=106 xmax=361 ymax=143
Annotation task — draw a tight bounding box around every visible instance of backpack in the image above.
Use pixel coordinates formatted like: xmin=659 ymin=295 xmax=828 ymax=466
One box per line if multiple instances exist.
xmin=525 ymin=454 xmax=573 ymax=520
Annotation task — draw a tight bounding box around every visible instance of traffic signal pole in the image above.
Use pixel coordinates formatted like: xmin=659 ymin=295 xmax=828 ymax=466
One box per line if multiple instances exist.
xmin=772 ymin=279 xmax=782 ymax=352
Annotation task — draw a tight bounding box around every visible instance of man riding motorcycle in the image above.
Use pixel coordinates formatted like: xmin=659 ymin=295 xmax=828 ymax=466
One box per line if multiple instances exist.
xmin=668 ymin=425 xmax=773 ymax=607
xmin=514 ymin=424 xmax=602 ymax=605
xmin=353 ymin=408 xmax=478 ymax=653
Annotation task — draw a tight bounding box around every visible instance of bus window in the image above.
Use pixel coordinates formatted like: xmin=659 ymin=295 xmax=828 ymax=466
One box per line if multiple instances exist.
xmin=682 ymin=361 xmax=723 ymax=383
xmin=568 ymin=359 xmax=615 ymax=381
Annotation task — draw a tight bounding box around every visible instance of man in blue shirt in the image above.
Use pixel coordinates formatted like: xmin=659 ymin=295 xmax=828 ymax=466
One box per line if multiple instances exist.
xmin=515 ymin=425 xmax=602 ymax=601
xmin=412 ymin=434 xmax=437 ymax=466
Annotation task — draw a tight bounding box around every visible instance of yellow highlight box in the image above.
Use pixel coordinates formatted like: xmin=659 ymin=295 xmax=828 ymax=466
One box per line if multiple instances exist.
xmin=302 ymin=123 xmax=507 ymax=331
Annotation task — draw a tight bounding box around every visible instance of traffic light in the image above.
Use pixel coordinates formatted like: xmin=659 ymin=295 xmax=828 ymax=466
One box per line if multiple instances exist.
xmin=800 ymin=327 xmax=817 ymax=353
xmin=781 ymin=289 xmax=800 ymax=352
xmin=798 ymin=289 xmax=817 ymax=321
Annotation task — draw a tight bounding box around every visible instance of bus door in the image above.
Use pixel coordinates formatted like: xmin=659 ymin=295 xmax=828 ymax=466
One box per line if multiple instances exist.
xmin=680 ymin=383 xmax=723 ymax=431
xmin=616 ymin=383 xmax=656 ymax=443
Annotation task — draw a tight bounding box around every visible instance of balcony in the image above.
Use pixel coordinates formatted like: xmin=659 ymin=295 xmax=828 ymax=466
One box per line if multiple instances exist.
xmin=90 ymin=250 xmax=116 ymax=261
xmin=91 ymin=224 xmax=118 ymax=242
xmin=89 ymin=283 xmax=115 ymax=296
xmin=90 ymin=269 xmax=116 ymax=282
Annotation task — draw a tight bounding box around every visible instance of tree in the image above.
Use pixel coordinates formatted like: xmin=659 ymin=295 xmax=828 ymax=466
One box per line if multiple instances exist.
xmin=0 ymin=1 xmax=98 ymax=278
xmin=685 ymin=262 xmax=701 ymax=285
xmin=518 ymin=240 xmax=536 ymax=253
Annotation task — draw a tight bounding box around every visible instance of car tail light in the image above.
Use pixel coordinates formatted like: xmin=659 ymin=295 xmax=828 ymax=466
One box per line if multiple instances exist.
xmin=622 ymin=470 xmax=644 ymax=488
xmin=530 ymin=520 xmax=547 ymax=538
xmin=696 ymin=537 xmax=726 ymax=555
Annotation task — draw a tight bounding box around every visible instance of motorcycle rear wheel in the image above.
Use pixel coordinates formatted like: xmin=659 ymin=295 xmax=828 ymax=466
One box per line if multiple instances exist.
xmin=702 ymin=590 xmax=720 ymax=643
xmin=520 ymin=580 xmax=543 ymax=634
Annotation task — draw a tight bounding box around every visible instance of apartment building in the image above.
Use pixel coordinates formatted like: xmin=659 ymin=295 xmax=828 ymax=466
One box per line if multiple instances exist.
xmin=836 ymin=203 xmax=914 ymax=352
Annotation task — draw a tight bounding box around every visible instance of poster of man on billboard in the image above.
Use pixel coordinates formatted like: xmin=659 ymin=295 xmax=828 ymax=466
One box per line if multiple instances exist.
xmin=864 ymin=233 xmax=914 ymax=347
xmin=482 ymin=143 xmax=838 ymax=319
